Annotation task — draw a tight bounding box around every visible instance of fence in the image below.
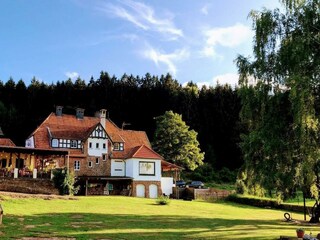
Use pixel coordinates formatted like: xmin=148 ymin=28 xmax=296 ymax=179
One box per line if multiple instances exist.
xmin=172 ymin=187 xmax=232 ymax=201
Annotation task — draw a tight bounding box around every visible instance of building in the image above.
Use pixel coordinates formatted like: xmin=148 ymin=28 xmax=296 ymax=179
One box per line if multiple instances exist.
xmin=25 ymin=107 xmax=180 ymax=197
xmin=0 ymin=127 xmax=68 ymax=180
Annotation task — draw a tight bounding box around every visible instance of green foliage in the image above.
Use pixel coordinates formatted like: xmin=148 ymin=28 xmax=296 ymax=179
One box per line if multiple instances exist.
xmin=0 ymin=73 xmax=242 ymax=170
xmin=236 ymin=0 xmax=320 ymax=201
xmin=184 ymin=165 xmax=237 ymax=184
xmin=153 ymin=111 xmax=204 ymax=170
xmin=52 ymin=168 xmax=79 ymax=195
xmin=227 ymin=194 xmax=281 ymax=207
xmin=156 ymin=195 xmax=170 ymax=205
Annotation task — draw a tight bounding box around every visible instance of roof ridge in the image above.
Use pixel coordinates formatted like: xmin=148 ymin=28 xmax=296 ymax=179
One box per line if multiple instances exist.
xmin=28 ymin=112 xmax=55 ymax=138
xmin=131 ymin=145 xmax=144 ymax=158
xmin=131 ymin=144 xmax=164 ymax=160
xmin=106 ymin=118 xmax=121 ymax=130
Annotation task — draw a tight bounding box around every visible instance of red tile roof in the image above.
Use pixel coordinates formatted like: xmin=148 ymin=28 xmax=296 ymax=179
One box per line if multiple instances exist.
xmin=29 ymin=111 xmax=182 ymax=170
xmin=129 ymin=145 xmax=163 ymax=159
xmin=161 ymin=160 xmax=183 ymax=171
xmin=31 ymin=113 xmax=100 ymax=149
xmin=31 ymin=112 xmax=153 ymax=160
xmin=0 ymin=138 xmax=16 ymax=147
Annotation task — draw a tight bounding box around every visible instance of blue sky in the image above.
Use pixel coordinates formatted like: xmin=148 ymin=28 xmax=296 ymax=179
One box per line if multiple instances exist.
xmin=0 ymin=0 xmax=281 ymax=87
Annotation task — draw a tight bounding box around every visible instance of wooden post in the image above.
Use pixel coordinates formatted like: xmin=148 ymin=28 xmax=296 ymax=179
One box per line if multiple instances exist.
xmin=0 ymin=204 xmax=3 ymax=224
xmin=85 ymin=179 xmax=88 ymax=196
xmin=303 ymin=192 xmax=306 ymax=221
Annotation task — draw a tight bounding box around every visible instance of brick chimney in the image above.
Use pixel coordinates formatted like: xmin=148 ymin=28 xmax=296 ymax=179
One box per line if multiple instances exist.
xmin=76 ymin=108 xmax=85 ymax=119
xmin=56 ymin=106 xmax=63 ymax=116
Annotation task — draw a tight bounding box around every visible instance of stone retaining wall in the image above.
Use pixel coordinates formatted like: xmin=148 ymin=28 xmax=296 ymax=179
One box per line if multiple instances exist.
xmin=0 ymin=178 xmax=59 ymax=195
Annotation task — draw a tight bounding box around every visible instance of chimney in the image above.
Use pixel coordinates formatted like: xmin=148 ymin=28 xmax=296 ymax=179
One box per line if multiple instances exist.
xmin=0 ymin=127 xmax=4 ymax=138
xmin=76 ymin=108 xmax=85 ymax=119
xmin=56 ymin=106 xmax=63 ymax=116
xmin=99 ymin=109 xmax=107 ymax=128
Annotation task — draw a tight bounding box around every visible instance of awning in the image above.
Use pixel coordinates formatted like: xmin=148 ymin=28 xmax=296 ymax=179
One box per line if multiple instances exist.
xmin=161 ymin=160 xmax=183 ymax=171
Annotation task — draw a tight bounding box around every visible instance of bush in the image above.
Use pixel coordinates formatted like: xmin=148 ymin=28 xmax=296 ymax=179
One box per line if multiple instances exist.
xmin=217 ymin=167 xmax=237 ymax=183
xmin=156 ymin=195 xmax=170 ymax=205
xmin=52 ymin=168 xmax=79 ymax=195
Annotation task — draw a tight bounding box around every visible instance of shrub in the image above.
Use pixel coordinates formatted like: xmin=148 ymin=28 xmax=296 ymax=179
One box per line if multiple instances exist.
xmin=218 ymin=167 xmax=237 ymax=183
xmin=52 ymin=168 xmax=79 ymax=195
xmin=156 ymin=195 xmax=170 ymax=205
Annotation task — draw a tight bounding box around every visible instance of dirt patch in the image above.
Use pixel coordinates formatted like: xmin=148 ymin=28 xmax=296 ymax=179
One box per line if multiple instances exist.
xmin=70 ymin=214 xmax=83 ymax=219
xmin=25 ymin=225 xmax=36 ymax=229
xmin=0 ymin=191 xmax=78 ymax=200
xmin=20 ymin=238 xmax=76 ymax=240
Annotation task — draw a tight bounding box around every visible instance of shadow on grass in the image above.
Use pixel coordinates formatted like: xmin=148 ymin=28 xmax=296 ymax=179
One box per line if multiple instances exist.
xmin=0 ymin=212 xmax=309 ymax=240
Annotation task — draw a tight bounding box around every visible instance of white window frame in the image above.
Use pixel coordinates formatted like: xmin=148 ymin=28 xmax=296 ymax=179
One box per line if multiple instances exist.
xmin=70 ymin=140 xmax=77 ymax=148
xmin=96 ymin=158 xmax=99 ymax=164
xmin=51 ymin=139 xmax=59 ymax=148
xmin=88 ymin=161 xmax=93 ymax=168
xmin=103 ymin=143 xmax=106 ymax=149
xmin=119 ymin=143 xmax=124 ymax=151
xmin=74 ymin=160 xmax=80 ymax=171
xmin=89 ymin=142 xmax=92 ymax=149
xmin=114 ymin=143 xmax=120 ymax=150
xmin=96 ymin=143 xmax=99 ymax=149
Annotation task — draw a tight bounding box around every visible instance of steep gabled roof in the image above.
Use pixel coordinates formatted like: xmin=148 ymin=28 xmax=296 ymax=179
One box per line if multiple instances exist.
xmin=29 ymin=111 xmax=157 ymax=161
xmin=104 ymin=118 xmax=152 ymax=159
xmin=0 ymin=138 xmax=16 ymax=147
xmin=129 ymin=145 xmax=163 ymax=160
xmin=31 ymin=113 xmax=100 ymax=149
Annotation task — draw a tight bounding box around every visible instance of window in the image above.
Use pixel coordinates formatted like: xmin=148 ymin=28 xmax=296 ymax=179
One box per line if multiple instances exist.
xmin=119 ymin=143 xmax=124 ymax=151
xmin=96 ymin=143 xmax=99 ymax=149
xmin=96 ymin=158 xmax=99 ymax=164
xmin=89 ymin=142 xmax=92 ymax=148
xmin=102 ymin=155 xmax=107 ymax=161
xmin=113 ymin=143 xmax=119 ymax=150
xmin=103 ymin=143 xmax=106 ymax=149
xmin=88 ymin=161 xmax=92 ymax=168
xmin=139 ymin=161 xmax=155 ymax=176
xmin=71 ymin=140 xmax=77 ymax=148
xmin=52 ymin=139 xmax=58 ymax=148
xmin=74 ymin=161 xmax=80 ymax=171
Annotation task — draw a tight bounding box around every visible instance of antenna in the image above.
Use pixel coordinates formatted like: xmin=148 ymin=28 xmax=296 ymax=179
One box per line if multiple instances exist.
xmin=122 ymin=122 xmax=131 ymax=130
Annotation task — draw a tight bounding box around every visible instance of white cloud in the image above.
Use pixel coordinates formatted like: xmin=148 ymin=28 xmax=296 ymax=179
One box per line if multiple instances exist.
xmin=201 ymin=23 xmax=252 ymax=58
xmin=212 ymin=73 xmax=239 ymax=86
xmin=100 ymin=0 xmax=183 ymax=40
xmin=201 ymin=4 xmax=210 ymax=15
xmin=122 ymin=33 xmax=139 ymax=42
xmin=142 ymin=47 xmax=189 ymax=76
xmin=65 ymin=71 xmax=79 ymax=80
xmin=192 ymin=73 xmax=239 ymax=88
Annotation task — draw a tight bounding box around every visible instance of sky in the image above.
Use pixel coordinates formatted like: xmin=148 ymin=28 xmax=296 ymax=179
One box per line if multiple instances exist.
xmin=0 ymin=0 xmax=281 ymax=87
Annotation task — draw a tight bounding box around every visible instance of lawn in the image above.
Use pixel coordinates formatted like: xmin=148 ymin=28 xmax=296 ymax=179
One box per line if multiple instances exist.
xmin=0 ymin=194 xmax=318 ymax=239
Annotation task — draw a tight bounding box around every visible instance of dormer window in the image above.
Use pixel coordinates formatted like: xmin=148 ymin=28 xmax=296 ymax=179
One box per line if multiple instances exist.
xmin=113 ymin=142 xmax=124 ymax=151
xmin=114 ymin=143 xmax=119 ymax=150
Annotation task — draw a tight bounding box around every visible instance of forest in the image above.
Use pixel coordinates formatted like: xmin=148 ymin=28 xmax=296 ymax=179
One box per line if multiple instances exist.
xmin=0 ymin=72 xmax=242 ymax=181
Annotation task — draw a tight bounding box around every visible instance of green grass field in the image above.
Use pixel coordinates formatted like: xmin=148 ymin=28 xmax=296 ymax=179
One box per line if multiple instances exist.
xmin=0 ymin=195 xmax=318 ymax=239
